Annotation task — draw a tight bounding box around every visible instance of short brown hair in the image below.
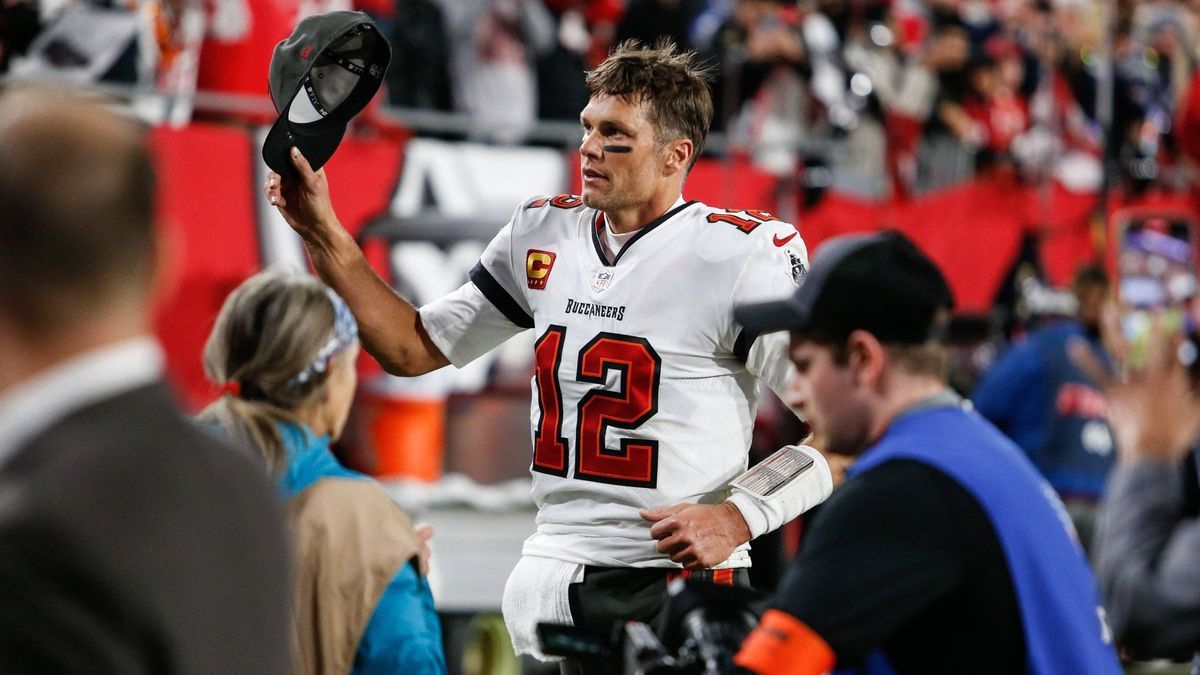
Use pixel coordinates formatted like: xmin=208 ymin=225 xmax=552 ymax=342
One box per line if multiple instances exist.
xmin=815 ymin=336 xmax=948 ymax=379
xmin=0 ymin=88 xmax=156 ymax=334
xmin=586 ymin=39 xmax=714 ymax=169
xmin=885 ymin=342 xmax=949 ymax=379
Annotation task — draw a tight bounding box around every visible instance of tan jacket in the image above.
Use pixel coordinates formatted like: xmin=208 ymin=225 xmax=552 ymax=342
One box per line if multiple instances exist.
xmin=287 ymin=478 xmax=421 ymax=675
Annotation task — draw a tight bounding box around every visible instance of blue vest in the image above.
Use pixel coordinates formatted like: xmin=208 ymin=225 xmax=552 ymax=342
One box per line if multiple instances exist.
xmin=846 ymin=404 xmax=1121 ymax=675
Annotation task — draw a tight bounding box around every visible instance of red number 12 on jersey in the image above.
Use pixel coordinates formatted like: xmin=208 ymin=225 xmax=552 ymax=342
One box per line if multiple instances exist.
xmin=533 ymin=326 xmax=662 ymax=488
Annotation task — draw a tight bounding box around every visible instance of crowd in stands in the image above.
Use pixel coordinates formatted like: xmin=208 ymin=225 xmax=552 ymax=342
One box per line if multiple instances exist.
xmin=6 ymin=0 xmax=1200 ymax=198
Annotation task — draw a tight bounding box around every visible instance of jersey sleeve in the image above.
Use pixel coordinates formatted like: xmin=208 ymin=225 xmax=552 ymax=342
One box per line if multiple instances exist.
xmin=730 ymin=225 xmax=810 ymax=409
xmin=418 ymin=211 xmax=535 ymax=368
xmin=418 ymin=281 xmax=528 ymax=368
xmin=725 ymin=225 xmax=823 ymax=538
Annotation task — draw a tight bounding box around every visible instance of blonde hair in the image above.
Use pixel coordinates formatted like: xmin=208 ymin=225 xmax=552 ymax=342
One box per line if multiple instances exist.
xmin=198 ymin=269 xmax=338 ymax=473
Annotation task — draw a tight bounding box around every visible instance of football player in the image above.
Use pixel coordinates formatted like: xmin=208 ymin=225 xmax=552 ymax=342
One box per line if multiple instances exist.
xmin=266 ymin=40 xmax=832 ymax=672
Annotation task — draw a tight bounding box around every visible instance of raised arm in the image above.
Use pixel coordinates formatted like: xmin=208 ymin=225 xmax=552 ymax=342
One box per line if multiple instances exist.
xmin=264 ymin=147 xmax=449 ymax=376
xmin=1080 ymin=313 xmax=1200 ymax=657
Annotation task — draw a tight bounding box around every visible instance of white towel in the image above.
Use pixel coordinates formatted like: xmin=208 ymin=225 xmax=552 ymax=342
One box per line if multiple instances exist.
xmin=501 ymin=555 xmax=585 ymax=661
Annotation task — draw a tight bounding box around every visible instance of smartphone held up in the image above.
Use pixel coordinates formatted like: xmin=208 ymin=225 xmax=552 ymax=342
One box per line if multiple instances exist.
xmin=1111 ymin=208 xmax=1200 ymax=371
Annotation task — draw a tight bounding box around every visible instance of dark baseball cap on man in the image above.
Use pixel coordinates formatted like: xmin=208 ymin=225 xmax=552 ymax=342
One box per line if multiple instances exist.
xmin=262 ymin=11 xmax=390 ymax=177
xmin=734 ymin=230 xmax=954 ymax=343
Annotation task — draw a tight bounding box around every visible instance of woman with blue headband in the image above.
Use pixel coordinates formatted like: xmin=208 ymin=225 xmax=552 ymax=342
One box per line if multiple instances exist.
xmin=199 ymin=268 xmax=446 ymax=675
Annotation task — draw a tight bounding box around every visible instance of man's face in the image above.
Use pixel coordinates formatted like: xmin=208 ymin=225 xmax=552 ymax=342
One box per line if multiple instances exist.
xmin=786 ymin=336 xmax=873 ymax=456
xmin=578 ymin=94 xmax=668 ymax=212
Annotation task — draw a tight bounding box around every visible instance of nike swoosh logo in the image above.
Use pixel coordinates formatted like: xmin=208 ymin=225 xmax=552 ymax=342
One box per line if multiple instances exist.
xmin=773 ymin=231 xmax=797 ymax=247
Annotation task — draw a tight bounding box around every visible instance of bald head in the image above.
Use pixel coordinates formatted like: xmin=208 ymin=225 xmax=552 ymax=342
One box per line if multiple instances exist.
xmin=0 ymin=88 xmax=156 ymax=335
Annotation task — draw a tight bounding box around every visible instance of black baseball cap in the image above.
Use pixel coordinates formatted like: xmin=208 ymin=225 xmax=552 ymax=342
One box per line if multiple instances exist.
xmin=263 ymin=11 xmax=390 ymax=177
xmin=735 ymin=230 xmax=955 ymax=343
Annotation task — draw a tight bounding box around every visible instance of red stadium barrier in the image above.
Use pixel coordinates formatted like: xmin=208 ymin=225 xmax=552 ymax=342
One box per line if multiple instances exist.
xmin=147 ymin=122 xmax=1199 ymax=408
xmin=148 ymin=122 xmax=405 ymax=409
xmin=149 ymin=123 xmax=262 ymax=410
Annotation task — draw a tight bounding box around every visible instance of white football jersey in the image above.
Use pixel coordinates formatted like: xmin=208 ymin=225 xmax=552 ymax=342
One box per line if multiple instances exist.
xmin=420 ymin=195 xmax=810 ymax=567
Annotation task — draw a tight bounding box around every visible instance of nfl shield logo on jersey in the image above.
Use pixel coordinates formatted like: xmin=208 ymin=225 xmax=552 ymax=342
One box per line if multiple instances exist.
xmin=785 ymin=249 xmax=807 ymax=286
xmin=591 ymin=269 xmax=614 ymax=293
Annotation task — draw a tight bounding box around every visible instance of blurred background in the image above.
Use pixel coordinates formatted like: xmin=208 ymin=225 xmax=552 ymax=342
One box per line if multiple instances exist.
xmin=3 ymin=0 xmax=1199 ymax=671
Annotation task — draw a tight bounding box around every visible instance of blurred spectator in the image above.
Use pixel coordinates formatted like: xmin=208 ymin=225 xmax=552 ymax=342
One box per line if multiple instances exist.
xmin=1167 ymin=2 xmax=1200 ymax=171
xmin=200 ymin=269 xmax=447 ymax=674
xmin=584 ymin=0 xmax=626 ymax=67
xmin=1087 ymin=308 xmax=1200 ymax=661
xmin=614 ymin=0 xmax=705 ymax=51
xmin=437 ymin=0 xmax=555 ymax=143
xmin=1173 ymin=45 xmax=1200 ymax=169
xmin=703 ymin=0 xmax=812 ymax=177
xmin=0 ymin=0 xmax=40 ymax=73
xmin=1012 ymin=6 xmax=1103 ymax=192
xmin=955 ymin=38 xmax=1031 ymax=171
xmin=916 ymin=16 xmax=976 ymax=191
xmin=840 ymin=2 xmax=940 ymax=196
xmin=703 ymin=0 xmax=806 ymax=130
xmin=386 ymin=0 xmax=453 ymax=110
xmin=1113 ymin=2 xmax=1197 ymax=193
xmin=533 ymin=0 xmax=625 ymax=121
xmin=1110 ymin=15 xmax=1171 ymax=193
xmin=972 ymin=265 xmax=1116 ymax=553
xmin=534 ymin=0 xmax=594 ymax=120
xmin=0 ymin=87 xmax=291 ymax=673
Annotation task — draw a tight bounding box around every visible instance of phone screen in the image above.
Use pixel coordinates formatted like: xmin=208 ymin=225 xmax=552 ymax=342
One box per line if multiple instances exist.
xmin=1117 ymin=215 xmax=1196 ymax=309
xmin=1113 ymin=211 xmax=1198 ymax=366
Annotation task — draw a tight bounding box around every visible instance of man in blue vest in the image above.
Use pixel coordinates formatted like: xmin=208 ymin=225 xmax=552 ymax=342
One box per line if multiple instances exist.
xmin=730 ymin=231 xmax=1120 ymax=674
